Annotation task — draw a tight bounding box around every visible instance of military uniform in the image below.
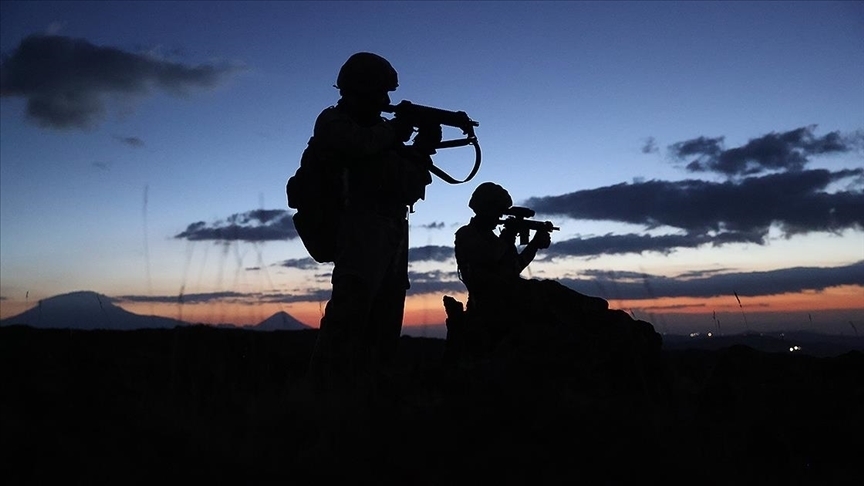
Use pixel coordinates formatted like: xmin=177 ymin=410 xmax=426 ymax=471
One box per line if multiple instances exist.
xmin=306 ymin=56 xmax=433 ymax=391
xmin=452 ymin=183 xmax=610 ymax=356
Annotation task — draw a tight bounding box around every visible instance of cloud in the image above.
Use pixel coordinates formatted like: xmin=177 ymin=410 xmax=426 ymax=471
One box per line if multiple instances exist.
xmin=114 ymin=135 xmax=144 ymax=148
xmin=0 ymin=34 xmax=241 ymax=129
xmin=175 ymin=209 xmax=298 ymax=242
xmin=262 ymin=288 xmax=332 ymax=303
xmin=277 ymin=257 xmax=320 ymax=270
xmin=117 ymin=288 xmax=332 ymax=305
xmin=525 ymin=168 xmax=863 ymax=254
xmin=674 ymin=268 xmax=732 ymax=279
xmin=641 ymin=137 xmax=658 ymax=154
xmin=523 ymin=125 xmax=863 ymax=257
xmin=560 ymin=261 xmax=864 ymax=300
xmin=417 ymin=221 xmax=446 ymax=230
xmin=669 ymin=126 xmax=858 ymax=176
xmin=407 ymin=269 xmax=464 ymax=295
xmin=541 ymin=231 xmax=764 ymax=258
xmin=409 ymin=245 xmax=454 ymax=263
xmin=118 ymin=291 xmax=247 ymax=304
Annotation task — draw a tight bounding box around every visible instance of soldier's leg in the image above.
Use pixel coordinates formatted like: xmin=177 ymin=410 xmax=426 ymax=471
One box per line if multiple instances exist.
xmin=308 ymin=274 xmax=373 ymax=389
xmin=366 ymin=218 xmax=409 ymax=368
xmin=308 ymin=208 xmax=397 ymax=389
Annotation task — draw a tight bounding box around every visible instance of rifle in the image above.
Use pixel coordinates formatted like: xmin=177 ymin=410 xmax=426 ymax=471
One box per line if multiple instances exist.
xmin=384 ymin=100 xmax=481 ymax=185
xmin=499 ymin=206 xmax=559 ymax=246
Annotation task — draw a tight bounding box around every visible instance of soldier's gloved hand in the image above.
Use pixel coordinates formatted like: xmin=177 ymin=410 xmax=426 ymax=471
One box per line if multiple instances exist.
xmin=412 ymin=124 xmax=443 ymax=154
xmin=530 ymin=230 xmax=552 ymax=249
xmin=499 ymin=222 xmax=518 ymax=244
xmin=387 ymin=117 xmax=414 ymax=143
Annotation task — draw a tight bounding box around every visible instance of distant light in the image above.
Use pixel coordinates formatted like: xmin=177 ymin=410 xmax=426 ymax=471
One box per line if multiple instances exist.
xmin=689 ymin=332 xmax=700 ymax=338
xmin=707 ymin=332 xmax=713 ymax=338
xmin=789 ymin=345 xmax=801 ymax=352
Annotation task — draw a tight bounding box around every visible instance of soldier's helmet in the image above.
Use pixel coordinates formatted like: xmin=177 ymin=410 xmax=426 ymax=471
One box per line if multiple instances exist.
xmin=335 ymin=52 xmax=398 ymax=94
xmin=469 ymin=182 xmax=513 ymax=216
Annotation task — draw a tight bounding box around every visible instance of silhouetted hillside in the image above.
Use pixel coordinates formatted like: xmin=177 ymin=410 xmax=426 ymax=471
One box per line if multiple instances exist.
xmin=662 ymin=331 xmax=864 ymax=357
xmin=1 ymin=325 xmax=860 ymax=485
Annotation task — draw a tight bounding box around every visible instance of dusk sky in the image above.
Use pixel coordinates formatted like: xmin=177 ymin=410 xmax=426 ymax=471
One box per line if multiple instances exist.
xmin=1 ymin=1 xmax=862 ymax=336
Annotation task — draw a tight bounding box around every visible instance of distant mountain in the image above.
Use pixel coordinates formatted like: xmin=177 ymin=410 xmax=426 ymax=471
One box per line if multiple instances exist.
xmin=0 ymin=291 xmax=185 ymax=330
xmin=250 ymin=311 xmax=312 ymax=331
xmin=0 ymin=291 xmax=315 ymax=332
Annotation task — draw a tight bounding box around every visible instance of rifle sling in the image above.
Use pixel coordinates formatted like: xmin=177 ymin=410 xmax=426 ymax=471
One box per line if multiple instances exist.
xmin=428 ymin=138 xmax=482 ymax=185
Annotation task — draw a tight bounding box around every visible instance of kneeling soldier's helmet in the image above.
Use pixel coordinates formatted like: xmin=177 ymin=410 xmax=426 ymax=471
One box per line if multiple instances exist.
xmin=469 ymin=182 xmax=512 ymax=216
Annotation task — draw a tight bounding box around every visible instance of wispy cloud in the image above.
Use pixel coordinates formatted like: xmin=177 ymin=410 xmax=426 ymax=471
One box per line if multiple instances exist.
xmin=0 ymin=34 xmax=242 ymax=130
xmin=407 ymin=269 xmax=464 ymax=295
xmin=277 ymin=257 xmax=320 ymax=270
xmin=417 ymin=221 xmax=446 ymax=230
xmin=542 ymin=231 xmax=764 ymax=258
xmin=175 ymin=209 xmax=297 ymax=242
xmin=409 ymin=245 xmax=454 ymax=263
xmin=118 ymin=291 xmax=247 ymax=304
xmin=114 ymin=135 xmax=144 ymax=148
xmin=641 ymin=136 xmax=658 ymax=154
xmin=559 ymin=261 xmax=864 ymax=300
xmin=117 ymin=288 xmax=333 ymax=305
xmin=668 ymin=126 xmax=860 ymax=176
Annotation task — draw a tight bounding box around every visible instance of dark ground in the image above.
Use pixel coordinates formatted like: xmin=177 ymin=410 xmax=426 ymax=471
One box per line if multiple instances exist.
xmin=1 ymin=325 xmax=862 ymax=485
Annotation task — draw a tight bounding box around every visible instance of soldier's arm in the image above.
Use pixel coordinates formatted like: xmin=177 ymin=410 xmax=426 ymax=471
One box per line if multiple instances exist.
xmin=515 ymin=229 xmax=550 ymax=272
xmin=516 ymin=245 xmax=539 ymax=273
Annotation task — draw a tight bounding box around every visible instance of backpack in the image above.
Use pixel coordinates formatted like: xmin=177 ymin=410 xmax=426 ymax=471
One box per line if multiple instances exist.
xmin=286 ymin=138 xmax=344 ymax=263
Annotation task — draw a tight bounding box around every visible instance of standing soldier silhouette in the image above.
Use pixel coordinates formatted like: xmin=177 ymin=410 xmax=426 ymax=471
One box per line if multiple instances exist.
xmin=304 ymin=53 xmax=440 ymax=394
